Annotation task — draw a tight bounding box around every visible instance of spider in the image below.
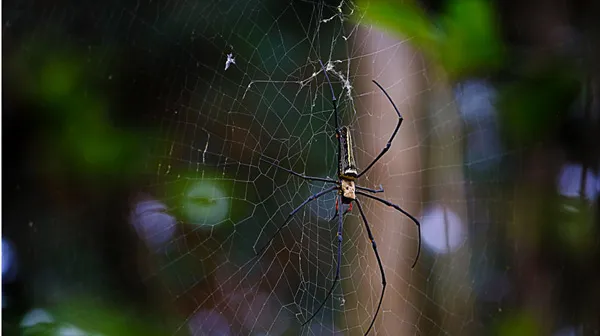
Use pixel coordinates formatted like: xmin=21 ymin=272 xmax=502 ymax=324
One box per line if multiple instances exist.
xmin=255 ymin=60 xmax=421 ymax=335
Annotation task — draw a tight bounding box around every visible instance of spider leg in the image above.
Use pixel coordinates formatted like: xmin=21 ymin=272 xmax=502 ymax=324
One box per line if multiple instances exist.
xmin=260 ymin=156 xmax=338 ymax=184
xmin=328 ymin=198 xmax=339 ymax=221
xmin=355 ymin=198 xmax=386 ymax=336
xmin=255 ymin=185 xmax=338 ymax=256
xmin=357 ymin=80 xmax=404 ymax=179
xmin=302 ymin=193 xmax=344 ymax=327
xmin=356 ymin=184 xmax=384 ymax=194
xmin=356 ymin=191 xmax=421 ymax=268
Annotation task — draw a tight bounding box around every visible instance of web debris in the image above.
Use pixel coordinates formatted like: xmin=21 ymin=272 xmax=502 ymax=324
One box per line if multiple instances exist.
xmin=321 ymin=0 xmax=355 ymax=24
xmin=323 ymin=60 xmax=354 ymax=104
xmin=321 ymin=0 xmax=343 ymax=23
xmin=225 ymin=53 xmax=236 ymax=71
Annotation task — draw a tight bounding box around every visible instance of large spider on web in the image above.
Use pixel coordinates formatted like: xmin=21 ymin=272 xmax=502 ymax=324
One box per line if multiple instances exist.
xmin=255 ymin=60 xmax=421 ymax=335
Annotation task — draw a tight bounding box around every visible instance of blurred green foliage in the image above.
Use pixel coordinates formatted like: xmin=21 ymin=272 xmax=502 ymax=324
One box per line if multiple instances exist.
xmin=495 ymin=311 xmax=542 ymax=336
xmin=357 ymin=0 xmax=504 ymax=79
xmin=359 ymin=0 xmax=583 ymax=150
xmin=556 ymin=196 xmax=596 ymax=259
xmin=9 ymin=38 xmax=144 ymax=179
xmin=20 ymin=297 xmax=167 ymax=336
xmin=497 ymin=61 xmax=581 ymax=147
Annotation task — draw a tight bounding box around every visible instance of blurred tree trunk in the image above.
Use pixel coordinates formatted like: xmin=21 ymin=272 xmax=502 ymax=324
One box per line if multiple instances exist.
xmin=356 ymin=26 xmax=473 ymax=335
xmin=355 ymin=27 xmax=424 ymax=335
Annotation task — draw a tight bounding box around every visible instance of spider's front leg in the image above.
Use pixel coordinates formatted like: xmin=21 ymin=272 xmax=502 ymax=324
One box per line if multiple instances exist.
xmin=357 ymin=80 xmax=405 ymax=179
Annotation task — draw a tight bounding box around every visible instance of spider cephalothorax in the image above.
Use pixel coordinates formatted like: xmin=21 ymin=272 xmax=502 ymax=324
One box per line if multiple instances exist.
xmin=340 ymin=178 xmax=356 ymax=202
xmin=256 ymin=60 xmax=421 ymax=336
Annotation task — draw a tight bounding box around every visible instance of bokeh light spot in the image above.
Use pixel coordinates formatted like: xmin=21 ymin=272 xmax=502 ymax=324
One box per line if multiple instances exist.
xmin=455 ymin=80 xmax=497 ymax=122
xmin=2 ymin=238 xmax=17 ymax=282
xmin=188 ymin=309 xmax=230 ymax=336
xmin=553 ymin=326 xmax=581 ymax=336
xmin=55 ymin=323 xmax=96 ymax=336
xmin=21 ymin=308 xmax=55 ymax=328
xmin=130 ymin=197 xmax=177 ymax=251
xmin=421 ymin=205 xmax=466 ymax=254
xmin=183 ymin=179 xmax=230 ymax=227
xmin=557 ymin=163 xmax=599 ymax=201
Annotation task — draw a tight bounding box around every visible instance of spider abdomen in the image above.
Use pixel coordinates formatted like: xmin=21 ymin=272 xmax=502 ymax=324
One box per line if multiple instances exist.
xmin=339 ymin=126 xmax=358 ymax=179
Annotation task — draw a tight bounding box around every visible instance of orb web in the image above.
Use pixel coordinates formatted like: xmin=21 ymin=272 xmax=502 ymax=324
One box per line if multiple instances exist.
xmin=127 ymin=0 xmax=511 ymax=335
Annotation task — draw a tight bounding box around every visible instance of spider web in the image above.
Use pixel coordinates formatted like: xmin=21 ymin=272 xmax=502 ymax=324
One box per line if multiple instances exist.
xmin=130 ymin=1 xmax=506 ymax=335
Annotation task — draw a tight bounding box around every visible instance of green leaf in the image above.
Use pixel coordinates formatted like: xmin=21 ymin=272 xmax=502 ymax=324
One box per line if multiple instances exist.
xmin=498 ymin=63 xmax=580 ymax=146
xmin=439 ymin=0 xmax=504 ymax=77
xmin=357 ymin=0 xmax=505 ymax=79
xmin=496 ymin=311 xmax=542 ymax=336
xmin=356 ymin=0 xmax=439 ymax=56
